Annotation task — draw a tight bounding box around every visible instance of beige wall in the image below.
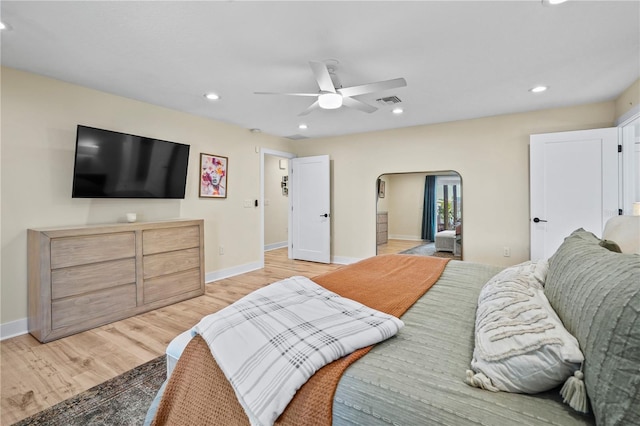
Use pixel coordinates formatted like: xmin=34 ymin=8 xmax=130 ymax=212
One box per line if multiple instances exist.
xmin=295 ymin=102 xmax=616 ymax=266
xmin=0 ymin=67 xmax=293 ymax=324
xmin=264 ymin=155 xmax=289 ymax=246
xmin=616 ymin=78 xmax=640 ymax=119
xmin=1 ymin=67 xmax=631 ymax=329
xmin=385 ymin=173 xmax=427 ymax=240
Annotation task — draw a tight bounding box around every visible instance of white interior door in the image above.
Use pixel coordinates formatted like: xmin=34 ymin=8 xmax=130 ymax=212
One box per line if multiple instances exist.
xmin=291 ymin=155 xmax=331 ymax=263
xmin=530 ymin=128 xmax=619 ymax=261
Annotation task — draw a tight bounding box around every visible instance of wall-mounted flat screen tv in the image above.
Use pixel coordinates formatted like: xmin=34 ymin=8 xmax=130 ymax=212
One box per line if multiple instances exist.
xmin=72 ymin=125 xmax=190 ymax=199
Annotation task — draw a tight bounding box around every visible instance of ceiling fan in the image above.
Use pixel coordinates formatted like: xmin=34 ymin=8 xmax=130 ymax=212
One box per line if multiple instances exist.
xmin=255 ymin=61 xmax=407 ymax=116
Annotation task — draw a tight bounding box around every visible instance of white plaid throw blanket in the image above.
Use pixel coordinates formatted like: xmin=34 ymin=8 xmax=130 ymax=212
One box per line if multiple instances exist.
xmin=192 ymin=275 xmax=404 ymax=426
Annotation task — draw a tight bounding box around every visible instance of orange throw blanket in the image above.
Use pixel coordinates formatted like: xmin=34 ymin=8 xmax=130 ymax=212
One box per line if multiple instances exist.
xmin=152 ymin=254 xmax=449 ymax=426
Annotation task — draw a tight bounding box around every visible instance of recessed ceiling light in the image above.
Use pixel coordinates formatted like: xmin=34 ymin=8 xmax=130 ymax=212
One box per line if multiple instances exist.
xmin=298 ymin=124 xmax=308 ymax=130
xmin=204 ymin=92 xmax=220 ymax=101
xmin=0 ymin=21 xmax=9 ymax=30
xmin=392 ymin=107 xmax=404 ymax=114
xmin=530 ymin=86 xmax=548 ymax=93
xmin=542 ymin=0 xmax=568 ymax=5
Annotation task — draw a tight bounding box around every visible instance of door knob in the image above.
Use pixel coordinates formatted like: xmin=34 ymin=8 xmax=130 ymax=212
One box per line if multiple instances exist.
xmin=320 ymin=213 xmax=329 ymax=218
xmin=533 ymin=217 xmax=547 ymax=223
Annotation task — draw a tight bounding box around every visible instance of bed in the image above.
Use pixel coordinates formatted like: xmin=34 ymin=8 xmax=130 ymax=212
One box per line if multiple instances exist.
xmin=146 ymin=220 xmax=639 ymax=426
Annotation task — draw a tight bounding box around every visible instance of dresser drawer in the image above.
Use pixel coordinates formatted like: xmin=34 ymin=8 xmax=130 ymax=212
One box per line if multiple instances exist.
xmin=143 ymin=248 xmax=200 ymax=280
xmin=143 ymin=226 xmax=200 ymax=255
xmin=144 ymin=268 xmax=201 ymax=304
xmin=50 ymin=233 xmax=135 ymax=269
xmin=51 ymin=284 xmax=137 ymax=329
xmin=52 ymin=258 xmax=136 ymax=299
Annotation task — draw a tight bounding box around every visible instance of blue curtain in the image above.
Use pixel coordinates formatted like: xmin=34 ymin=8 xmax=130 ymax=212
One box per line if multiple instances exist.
xmin=421 ymin=175 xmax=437 ymax=241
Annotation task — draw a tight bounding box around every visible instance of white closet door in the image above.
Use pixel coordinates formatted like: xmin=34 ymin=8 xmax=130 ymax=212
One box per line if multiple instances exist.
xmin=291 ymin=155 xmax=331 ymax=263
xmin=530 ymin=128 xmax=618 ymax=260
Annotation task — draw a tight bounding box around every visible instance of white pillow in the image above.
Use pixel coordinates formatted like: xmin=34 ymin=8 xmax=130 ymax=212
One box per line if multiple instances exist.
xmin=467 ymin=260 xmax=584 ymax=394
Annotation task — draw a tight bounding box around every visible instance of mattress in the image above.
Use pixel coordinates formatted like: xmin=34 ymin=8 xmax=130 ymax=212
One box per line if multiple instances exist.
xmin=165 ymin=329 xmax=192 ymax=378
xmin=332 ymin=260 xmax=595 ymax=425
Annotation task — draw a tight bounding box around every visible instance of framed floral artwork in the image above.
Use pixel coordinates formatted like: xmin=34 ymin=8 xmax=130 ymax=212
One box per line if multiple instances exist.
xmin=200 ymin=153 xmax=228 ymax=198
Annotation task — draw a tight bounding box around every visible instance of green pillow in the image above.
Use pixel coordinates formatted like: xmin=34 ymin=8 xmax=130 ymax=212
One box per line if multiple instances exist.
xmin=545 ymin=229 xmax=640 ymax=425
xmin=599 ymin=239 xmax=622 ymax=253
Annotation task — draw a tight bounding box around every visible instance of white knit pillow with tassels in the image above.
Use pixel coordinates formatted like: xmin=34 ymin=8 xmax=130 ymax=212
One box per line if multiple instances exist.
xmin=465 ymin=261 xmax=585 ymax=403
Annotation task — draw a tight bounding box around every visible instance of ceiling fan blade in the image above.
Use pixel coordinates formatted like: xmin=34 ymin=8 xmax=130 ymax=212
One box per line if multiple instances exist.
xmin=309 ymin=61 xmax=336 ymax=93
xmin=338 ymin=77 xmax=407 ymax=98
xmin=254 ymin=92 xmax=319 ymax=97
xmin=342 ymin=97 xmax=378 ymax=113
xmin=298 ymin=100 xmax=320 ymax=116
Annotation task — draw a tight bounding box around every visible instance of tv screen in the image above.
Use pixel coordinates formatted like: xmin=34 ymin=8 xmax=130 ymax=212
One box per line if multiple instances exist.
xmin=72 ymin=125 xmax=190 ymax=199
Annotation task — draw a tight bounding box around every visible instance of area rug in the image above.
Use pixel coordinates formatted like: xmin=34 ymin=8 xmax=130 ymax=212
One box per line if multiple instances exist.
xmin=13 ymin=356 xmax=166 ymax=426
xmin=400 ymin=242 xmax=459 ymax=259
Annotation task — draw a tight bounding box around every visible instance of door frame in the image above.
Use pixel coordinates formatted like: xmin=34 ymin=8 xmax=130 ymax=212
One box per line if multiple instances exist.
xmin=617 ymin=108 xmax=640 ymax=215
xmin=260 ymin=148 xmax=296 ymax=268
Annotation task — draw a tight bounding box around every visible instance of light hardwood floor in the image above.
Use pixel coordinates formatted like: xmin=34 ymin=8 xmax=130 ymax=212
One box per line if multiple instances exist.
xmin=376 ymin=239 xmax=422 ymax=255
xmin=0 ymin=243 xmax=413 ymax=424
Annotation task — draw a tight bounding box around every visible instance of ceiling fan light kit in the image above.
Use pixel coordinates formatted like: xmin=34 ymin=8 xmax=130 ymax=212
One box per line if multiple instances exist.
xmin=318 ymin=92 xmax=343 ymax=109
xmin=255 ymin=61 xmax=406 ymax=116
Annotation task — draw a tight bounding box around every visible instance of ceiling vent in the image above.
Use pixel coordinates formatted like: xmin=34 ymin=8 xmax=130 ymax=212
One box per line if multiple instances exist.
xmin=376 ymin=96 xmax=402 ymax=106
xmin=285 ymin=134 xmax=309 ymax=141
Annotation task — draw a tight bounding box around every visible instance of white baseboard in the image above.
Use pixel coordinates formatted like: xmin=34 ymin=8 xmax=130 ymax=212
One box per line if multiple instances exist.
xmin=331 ymin=255 xmax=362 ymax=265
xmin=388 ymin=234 xmax=424 ymax=241
xmin=264 ymin=241 xmax=288 ymax=252
xmin=3 ymin=258 xmax=353 ymax=340
xmin=205 ymin=261 xmax=263 ymax=283
xmin=1 ymin=318 xmax=28 ymax=340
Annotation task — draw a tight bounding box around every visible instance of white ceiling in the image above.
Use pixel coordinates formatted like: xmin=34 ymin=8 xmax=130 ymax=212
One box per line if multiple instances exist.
xmin=1 ymin=1 xmax=639 ymax=140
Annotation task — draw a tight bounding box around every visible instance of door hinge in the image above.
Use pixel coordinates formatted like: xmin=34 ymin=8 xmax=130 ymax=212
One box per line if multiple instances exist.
xmin=618 ymin=145 xmax=622 ymax=153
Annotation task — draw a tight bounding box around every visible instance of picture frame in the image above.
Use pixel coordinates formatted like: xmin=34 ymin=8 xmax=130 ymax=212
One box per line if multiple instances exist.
xmin=199 ymin=153 xmax=228 ymax=198
xmin=378 ymin=179 xmax=385 ymax=198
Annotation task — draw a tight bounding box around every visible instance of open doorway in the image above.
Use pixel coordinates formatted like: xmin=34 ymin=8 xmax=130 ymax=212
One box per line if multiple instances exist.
xmin=376 ymin=171 xmax=462 ymax=259
xmin=264 ymin=155 xmax=290 ymax=250
xmin=260 ymin=149 xmax=295 ymax=268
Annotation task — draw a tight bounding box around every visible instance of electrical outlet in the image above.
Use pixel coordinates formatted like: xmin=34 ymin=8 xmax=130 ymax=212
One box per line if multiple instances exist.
xmin=219 ymin=246 xmax=224 ymax=255
xmin=503 ymin=247 xmax=511 ymax=257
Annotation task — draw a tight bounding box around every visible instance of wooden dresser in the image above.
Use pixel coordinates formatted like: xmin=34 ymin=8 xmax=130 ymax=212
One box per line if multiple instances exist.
xmin=376 ymin=211 xmax=388 ymax=245
xmin=28 ymin=219 xmax=204 ymax=342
